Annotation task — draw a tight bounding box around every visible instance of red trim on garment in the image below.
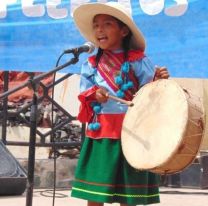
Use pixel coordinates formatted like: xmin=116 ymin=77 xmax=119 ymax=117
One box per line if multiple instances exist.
xmin=88 ymin=50 xmax=145 ymax=67
xmin=75 ymin=178 xmax=159 ymax=188
xmin=86 ymin=113 xmax=125 ymax=139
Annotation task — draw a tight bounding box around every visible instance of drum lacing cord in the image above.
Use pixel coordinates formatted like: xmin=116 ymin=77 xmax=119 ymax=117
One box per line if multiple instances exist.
xmin=188 ymin=103 xmax=204 ymax=115
xmin=187 ymin=102 xmax=204 ymax=115
xmin=183 ymin=88 xmax=202 ymax=101
xmin=185 ymin=133 xmax=203 ymax=138
xmin=183 ymin=88 xmax=204 ymax=112
xmin=184 ymin=132 xmax=203 ymax=154
xmin=178 ymin=144 xmax=196 ymax=155
xmin=179 ymin=139 xmax=201 ymax=155
xmin=188 ymin=117 xmax=204 ymax=130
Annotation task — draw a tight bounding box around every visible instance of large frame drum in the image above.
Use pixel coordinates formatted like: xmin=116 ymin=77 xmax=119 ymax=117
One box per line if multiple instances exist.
xmin=121 ymin=79 xmax=204 ymax=174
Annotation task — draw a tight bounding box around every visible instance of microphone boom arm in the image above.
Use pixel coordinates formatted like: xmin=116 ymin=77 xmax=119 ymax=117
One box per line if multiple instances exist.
xmin=0 ymin=54 xmax=79 ymax=100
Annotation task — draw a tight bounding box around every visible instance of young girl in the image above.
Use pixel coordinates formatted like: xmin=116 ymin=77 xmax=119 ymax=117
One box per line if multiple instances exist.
xmin=71 ymin=2 xmax=169 ymax=206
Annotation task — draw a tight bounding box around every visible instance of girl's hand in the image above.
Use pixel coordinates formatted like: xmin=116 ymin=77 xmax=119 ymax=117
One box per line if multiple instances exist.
xmin=95 ymin=87 xmax=109 ymax=103
xmin=154 ymin=66 xmax=169 ymax=81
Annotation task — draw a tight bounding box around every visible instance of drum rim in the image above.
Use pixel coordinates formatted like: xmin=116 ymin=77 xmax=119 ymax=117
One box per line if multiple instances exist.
xmin=121 ymin=79 xmax=190 ymax=172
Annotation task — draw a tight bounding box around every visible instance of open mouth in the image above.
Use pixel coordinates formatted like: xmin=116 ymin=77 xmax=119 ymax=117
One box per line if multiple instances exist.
xmin=97 ymin=36 xmax=108 ymax=42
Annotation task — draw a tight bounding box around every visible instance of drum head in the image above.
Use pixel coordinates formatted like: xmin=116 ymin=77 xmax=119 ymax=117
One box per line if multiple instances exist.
xmin=121 ymin=79 xmax=189 ymax=170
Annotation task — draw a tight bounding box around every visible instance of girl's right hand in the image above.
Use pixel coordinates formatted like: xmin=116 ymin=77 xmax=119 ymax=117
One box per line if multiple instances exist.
xmin=95 ymin=87 xmax=109 ymax=103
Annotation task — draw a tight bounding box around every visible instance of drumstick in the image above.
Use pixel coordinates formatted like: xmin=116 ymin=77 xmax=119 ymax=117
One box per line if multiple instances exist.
xmin=106 ymin=93 xmax=134 ymax=107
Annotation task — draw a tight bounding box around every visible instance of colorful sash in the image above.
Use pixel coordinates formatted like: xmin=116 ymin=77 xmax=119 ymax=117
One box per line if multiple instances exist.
xmin=89 ymin=50 xmax=145 ymax=101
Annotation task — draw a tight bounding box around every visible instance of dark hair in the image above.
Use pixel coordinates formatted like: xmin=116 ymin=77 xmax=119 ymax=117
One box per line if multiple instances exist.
xmin=95 ymin=17 xmax=132 ymax=67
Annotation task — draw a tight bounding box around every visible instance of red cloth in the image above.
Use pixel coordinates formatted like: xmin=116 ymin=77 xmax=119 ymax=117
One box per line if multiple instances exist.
xmin=77 ymin=85 xmax=99 ymax=123
xmin=86 ymin=113 xmax=125 ymax=139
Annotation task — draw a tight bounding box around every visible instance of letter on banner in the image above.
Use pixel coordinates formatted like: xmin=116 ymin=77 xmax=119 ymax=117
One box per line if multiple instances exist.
xmin=164 ymin=0 xmax=188 ymax=16
xmin=22 ymin=0 xmax=45 ymax=17
xmin=97 ymin=0 xmax=108 ymax=2
xmin=46 ymin=0 xmax=68 ymax=19
xmin=139 ymin=0 xmax=164 ymax=15
xmin=0 ymin=0 xmax=17 ymax=18
xmin=118 ymin=0 xmax=132 ymax=16
xmin=70 ymin=0 xmax=132 ymax=17
xmin=70 ymin=0 xmax=89 ymax=16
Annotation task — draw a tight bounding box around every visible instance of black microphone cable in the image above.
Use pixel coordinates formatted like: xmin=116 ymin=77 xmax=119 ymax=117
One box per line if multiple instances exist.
xmin=49 ymin=43 xmax=95 ymax=205
xmin=50 ymin=51 xmax=65 ymax=206
xmin=34 ymin=51 xmax=68 ymax=206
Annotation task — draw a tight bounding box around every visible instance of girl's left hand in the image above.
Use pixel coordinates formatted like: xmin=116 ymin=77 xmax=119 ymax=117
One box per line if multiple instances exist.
xmin=95 ymin=87 xmax=109 ymax=103
xmin=154 ymin=66 xmax=169 ymax=81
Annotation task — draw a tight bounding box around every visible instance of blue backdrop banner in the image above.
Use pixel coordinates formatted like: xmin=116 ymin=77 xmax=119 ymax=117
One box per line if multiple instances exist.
xmin=0 ymin=0 xmax=207 ymax=78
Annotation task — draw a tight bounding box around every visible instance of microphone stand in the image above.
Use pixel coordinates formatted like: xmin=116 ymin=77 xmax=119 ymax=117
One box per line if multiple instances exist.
xmin=25 ymin=53 xmax=80 ymax=206
xmin=25 ymin=73 xmax=38 ymax=206
xmin=0 ymin=52 xmax=80 ymax=206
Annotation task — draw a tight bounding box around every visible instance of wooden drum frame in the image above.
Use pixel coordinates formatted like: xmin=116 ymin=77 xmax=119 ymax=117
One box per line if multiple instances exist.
xmin=121 ymin=79 xmax=205 ymax=174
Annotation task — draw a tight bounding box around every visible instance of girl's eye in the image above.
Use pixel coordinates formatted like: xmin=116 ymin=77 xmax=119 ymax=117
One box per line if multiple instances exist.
xmin=104 ymin=21 xmax=112 ymax=26
xmin=93 ymin=24 xmax=99 ymax=29
xmin=92 ymin=20 xmax=114 ymax=29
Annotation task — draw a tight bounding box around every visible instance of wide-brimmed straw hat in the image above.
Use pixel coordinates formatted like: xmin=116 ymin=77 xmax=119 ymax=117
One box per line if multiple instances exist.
xmin=73 ymin=2 xmax=145 ymax=51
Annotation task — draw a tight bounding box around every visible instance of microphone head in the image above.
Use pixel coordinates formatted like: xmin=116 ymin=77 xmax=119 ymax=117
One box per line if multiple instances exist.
xmin=84 ymin=42 xmax=95 ymax=54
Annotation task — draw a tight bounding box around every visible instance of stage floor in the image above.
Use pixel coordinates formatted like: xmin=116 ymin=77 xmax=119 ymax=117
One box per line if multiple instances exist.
xmin=0 ymin=187 xmax=207 ymax=206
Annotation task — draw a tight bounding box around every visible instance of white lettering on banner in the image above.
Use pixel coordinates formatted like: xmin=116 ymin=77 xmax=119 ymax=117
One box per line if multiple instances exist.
xmin=70 ymin=0 xmax=131 ymax=16
xmin=0 ymin=0 xmax=17 ymax=18
xmin=97 ymin=0 xmax=108 ymax=2
xmin=164 ymin=0 xmax=188 ymax=16
xmin=139 ymin=0 xmax=188 ymax=16
xmin=22 ymin=0 xmax=45 ymax=17
xmin=46 ymin=0 xmax=68 ymax=19
xmin=70 ymin=0 xmax=89 ymax=16
xmin=118 ymin=0 xmax=132 ymax=15
xmin=139 ymin=0 xmax=164 ymax=15
xmin=0 ymin=0 xmax=190 ymax=19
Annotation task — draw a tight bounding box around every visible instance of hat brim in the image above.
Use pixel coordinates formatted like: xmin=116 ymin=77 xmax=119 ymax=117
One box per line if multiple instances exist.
xmin=73 ymin=3 xmax=145 ymax=51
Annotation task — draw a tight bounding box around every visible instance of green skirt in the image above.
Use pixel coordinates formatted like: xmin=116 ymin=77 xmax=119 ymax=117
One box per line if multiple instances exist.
xmin=71 ymin=137 xmax=160 ymax=205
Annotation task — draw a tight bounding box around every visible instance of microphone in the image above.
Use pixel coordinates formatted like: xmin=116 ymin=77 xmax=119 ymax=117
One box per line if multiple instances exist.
xmin=64 ymin=42 xmax=95 ymax=54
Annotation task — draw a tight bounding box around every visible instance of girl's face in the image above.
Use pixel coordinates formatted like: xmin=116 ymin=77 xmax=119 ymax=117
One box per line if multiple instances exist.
xmin=92 ymin=14 xmax=129 ymax=51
